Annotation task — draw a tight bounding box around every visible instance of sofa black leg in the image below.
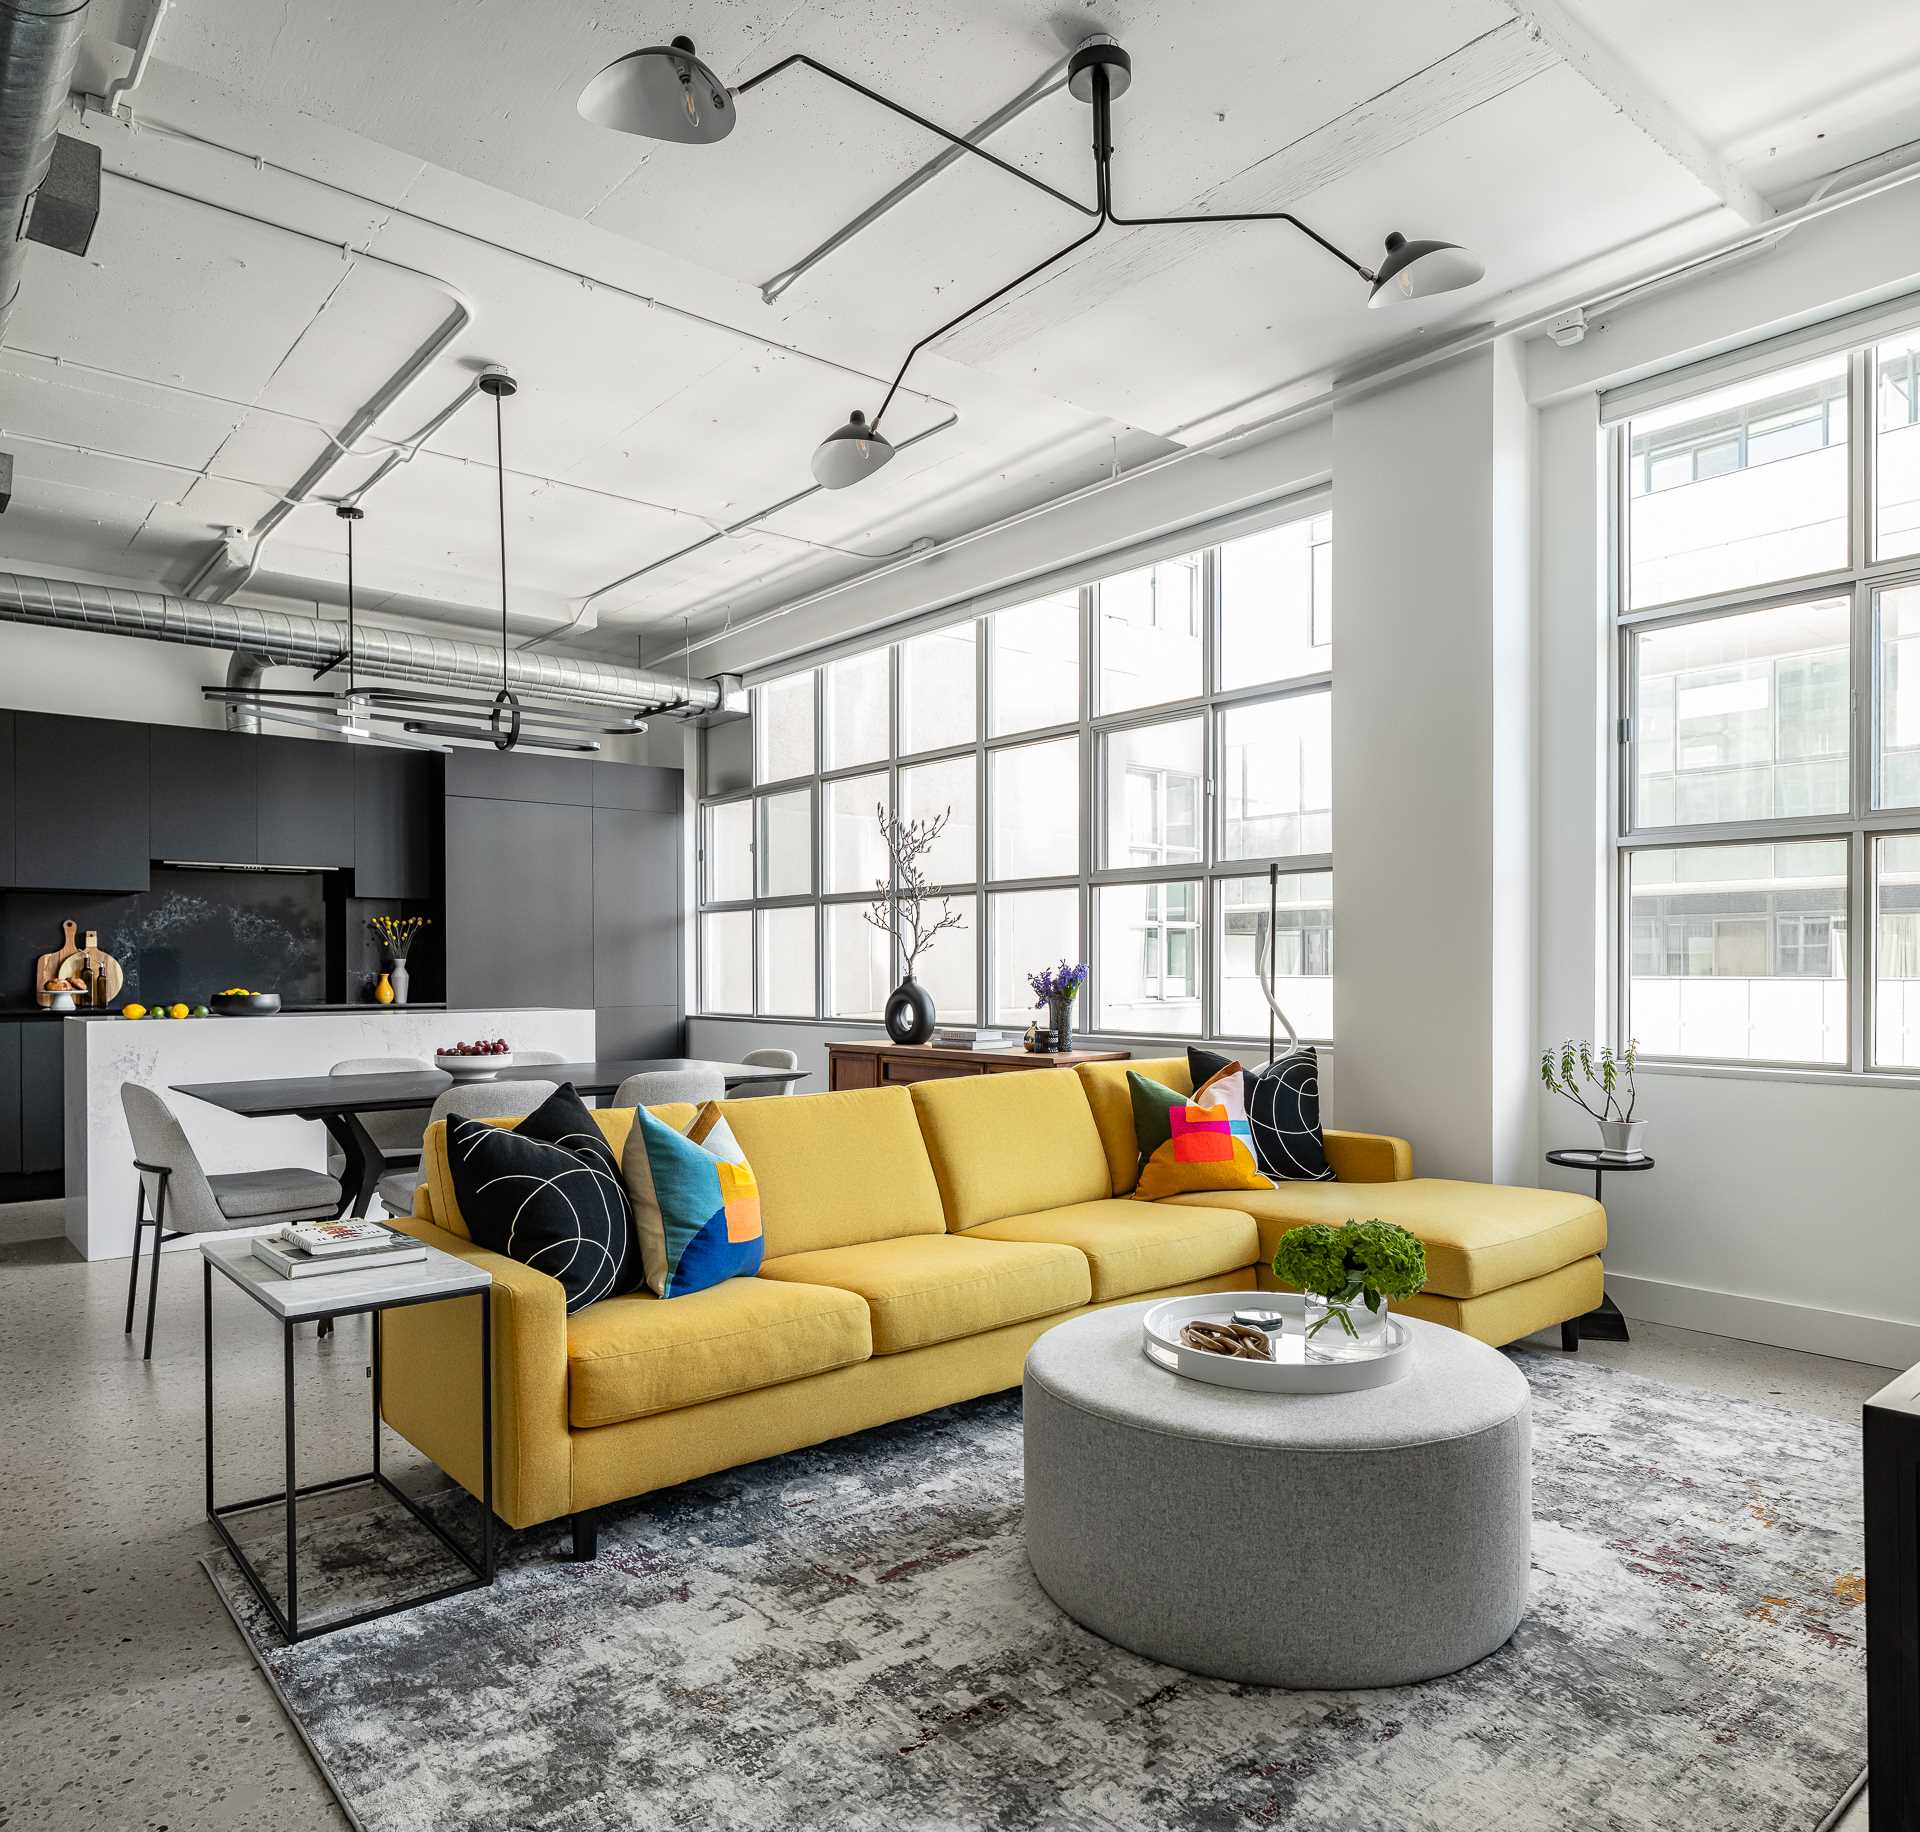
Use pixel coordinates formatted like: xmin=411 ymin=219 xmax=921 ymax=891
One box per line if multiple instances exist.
xmin=1561 ymin=1319 xmax=1581 ymax=1353
xmin=570 ymin=1512 xmax=599 ymax=1562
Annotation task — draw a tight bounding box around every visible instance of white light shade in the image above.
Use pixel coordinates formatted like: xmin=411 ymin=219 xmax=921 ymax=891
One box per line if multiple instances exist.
xmin=1367 ymin=232 xmax=1483 ymax=308
xmin=578 ymin=37 xmax=733 ymax=143
xmin=811 ymin=411 xmax=895 ymax=489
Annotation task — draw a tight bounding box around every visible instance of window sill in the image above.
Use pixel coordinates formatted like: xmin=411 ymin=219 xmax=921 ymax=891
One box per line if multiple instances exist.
xmin=1633 ymin=1059 xmax=1920 ymax=1092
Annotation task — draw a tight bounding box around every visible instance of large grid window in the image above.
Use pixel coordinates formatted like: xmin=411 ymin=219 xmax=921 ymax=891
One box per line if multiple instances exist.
xmin=1615 ymin=332 xmax=1920 ymax=1070
xmin=697 ymin=500 xmax=1334 ymax=1041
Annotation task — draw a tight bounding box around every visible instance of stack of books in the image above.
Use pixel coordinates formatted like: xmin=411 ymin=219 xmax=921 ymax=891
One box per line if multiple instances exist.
xmin=935 ymin=1028 xmax=1011 ymax=1051
xmin=251 ymin=1218 xmax=427 ymax=1280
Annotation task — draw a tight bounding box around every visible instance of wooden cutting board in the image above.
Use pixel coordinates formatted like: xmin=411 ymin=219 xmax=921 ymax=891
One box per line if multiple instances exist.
xmin=33 ymin=920 xmax=81 ymax=1008
xmin=67 ymin=930 xmax=125 ymax=1005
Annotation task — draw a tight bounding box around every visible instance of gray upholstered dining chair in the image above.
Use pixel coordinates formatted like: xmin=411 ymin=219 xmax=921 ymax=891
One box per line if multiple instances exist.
xmin=727 ymin=1046 xmax=800 ymax=1099
xmin=374 ymin=1079 xmax=561 ymax=1218
xmin=120 ymin=1082 xmax=343 ymax=1362
xmin=612 ymin=1065 xmax=727 ymax=1109
xmin=325 ymin=1056 xmax=434 ymax=1183
xmin=515 ymin=1050 xmax=566 ymax=1064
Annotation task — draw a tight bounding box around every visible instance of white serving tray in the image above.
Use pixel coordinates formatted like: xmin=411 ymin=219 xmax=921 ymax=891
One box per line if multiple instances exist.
xmin=1140 ymin=1290 xmax=1414 ymax=1394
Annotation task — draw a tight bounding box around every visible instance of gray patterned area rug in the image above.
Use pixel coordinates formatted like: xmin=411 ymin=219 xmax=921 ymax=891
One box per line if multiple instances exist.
xmin=204 ymin=1352 xmax=1868 ymax=1832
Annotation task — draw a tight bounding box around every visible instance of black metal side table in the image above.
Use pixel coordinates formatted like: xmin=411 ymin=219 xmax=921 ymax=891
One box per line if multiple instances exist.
xmin=1545 ymin=1148 xmax=1653 ymax=1346
xmin=201 ymin=1236 xmax=495 ymax=1643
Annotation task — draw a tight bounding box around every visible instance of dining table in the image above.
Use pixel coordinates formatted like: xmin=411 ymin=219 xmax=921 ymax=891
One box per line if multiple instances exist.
xmin=171 ymin=1058 xmax=809 ymax=1218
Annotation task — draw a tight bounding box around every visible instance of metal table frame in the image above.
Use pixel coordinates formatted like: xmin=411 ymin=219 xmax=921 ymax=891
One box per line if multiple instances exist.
xmin=1545 ymin=1148 xmax=1652 ymax=1348
xmin=202 ymin=1253 xmax=495 ymax=1643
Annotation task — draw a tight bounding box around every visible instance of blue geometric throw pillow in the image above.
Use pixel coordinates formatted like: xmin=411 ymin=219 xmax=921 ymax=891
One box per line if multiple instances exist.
xmin=622 ymin=1102 xmax=764 ymax=1298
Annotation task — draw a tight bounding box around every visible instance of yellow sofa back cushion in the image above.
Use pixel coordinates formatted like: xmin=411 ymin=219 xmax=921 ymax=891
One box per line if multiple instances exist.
xmin=718 ymin=1086 xmax=947 ymax=1257
xmin=1075 ymin=1057 xmax=1190 ymax=1196
xmin=419 ymin=1102 xmax=696 ymax=1241
xmin=908 ymin=1071 xmax=1112 ymax=1231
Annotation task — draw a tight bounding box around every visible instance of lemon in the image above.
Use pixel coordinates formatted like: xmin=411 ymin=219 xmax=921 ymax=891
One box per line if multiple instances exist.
xmin=122 ymin=1003 xmax=147 ymax=1020
xmin=168 ymin=1003 xmax=190 ymax=1020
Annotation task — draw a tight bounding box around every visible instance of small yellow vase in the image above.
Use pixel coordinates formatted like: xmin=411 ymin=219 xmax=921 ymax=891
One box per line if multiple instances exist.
xmin=374 ymin=971 xmax=395 ymax=1005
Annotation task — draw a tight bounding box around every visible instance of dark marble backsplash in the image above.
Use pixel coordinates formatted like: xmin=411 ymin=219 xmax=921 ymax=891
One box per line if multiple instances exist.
xmin=4 ymin=869 xmax=327 ymax=1008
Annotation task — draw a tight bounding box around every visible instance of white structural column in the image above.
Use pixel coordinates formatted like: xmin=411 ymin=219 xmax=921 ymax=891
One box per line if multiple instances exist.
xmin=1331 ymin=341 xmax=1536 ymax=1183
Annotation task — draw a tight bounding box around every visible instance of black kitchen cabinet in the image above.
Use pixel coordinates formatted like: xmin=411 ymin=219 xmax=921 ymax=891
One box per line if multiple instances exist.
xmin=592 ymin=802 xmax=680 ymax=1010
xmin=442 ymin=796 xmax=593 ymax=1008
xmin=149 ymin=726 xmax=257 ymax=865
xmin=256 ymin=734 xmax=355 ymax=867
xmin=0 ymin=711 xmax=15 ymax=883
xmin=20 ymin=1020 xmax=63 ymax=1176
xmin=12 ymin=713 xmax=149 ymax=892
xmin=444 ymin=747 xmax=594 ymax=807
xmin=0 ymin=1023 xmax=21 ymax=1176
xmin=354 ymin=749 xmax=439 ymax=900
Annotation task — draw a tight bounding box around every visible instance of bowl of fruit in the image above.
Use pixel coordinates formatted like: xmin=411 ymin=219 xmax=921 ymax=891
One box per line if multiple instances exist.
xmin=211 ymin=989 xmax=281 ymax=1017
xmin=435 ymin=1038 xmax=513 ymax=1080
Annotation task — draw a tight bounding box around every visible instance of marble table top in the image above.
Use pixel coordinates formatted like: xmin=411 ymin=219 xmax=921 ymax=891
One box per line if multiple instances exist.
xmin=201 ymin=1234 xmax=490 ymax=1321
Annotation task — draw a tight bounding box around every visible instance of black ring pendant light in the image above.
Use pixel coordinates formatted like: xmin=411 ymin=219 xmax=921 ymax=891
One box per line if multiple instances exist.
xmin=578 ymin=33 xmax=1487 ymax=488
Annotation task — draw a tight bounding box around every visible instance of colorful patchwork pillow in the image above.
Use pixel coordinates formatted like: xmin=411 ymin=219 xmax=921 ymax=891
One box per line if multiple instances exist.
xmin=622 ymin=1101 xmax=764 ymax=1297
xmin=1128 ymin=1063 xmax=1273 ymax=1203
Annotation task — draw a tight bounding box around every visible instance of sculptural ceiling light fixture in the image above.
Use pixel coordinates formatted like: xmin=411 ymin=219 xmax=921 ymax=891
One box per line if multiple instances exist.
xmin=206 ymin=369 xmax=651 ymax=755
xmin=578 ymin=33 xmax=1485 ymax=489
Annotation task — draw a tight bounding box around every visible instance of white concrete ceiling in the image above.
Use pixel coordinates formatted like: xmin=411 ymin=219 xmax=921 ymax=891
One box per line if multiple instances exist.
xmin=0 ymin=0 xmax=1913 ymax=670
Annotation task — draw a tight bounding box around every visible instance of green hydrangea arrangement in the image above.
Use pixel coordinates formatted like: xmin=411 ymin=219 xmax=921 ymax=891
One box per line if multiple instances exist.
xmin=1272 ymin=1219 xmax=1427 ymax=1340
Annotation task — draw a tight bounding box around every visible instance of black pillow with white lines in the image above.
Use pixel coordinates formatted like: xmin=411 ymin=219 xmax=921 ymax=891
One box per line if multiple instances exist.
xmin=1188 ymin=1045 xmax=1336 ymax=1183
xmin=445 ymin=1083 xmax=641 ymax=1312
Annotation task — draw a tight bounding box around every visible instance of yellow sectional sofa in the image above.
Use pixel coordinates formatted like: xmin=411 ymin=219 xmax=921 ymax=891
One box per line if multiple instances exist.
xmin=379 ymin=1063 xmax=1604 ymax=1557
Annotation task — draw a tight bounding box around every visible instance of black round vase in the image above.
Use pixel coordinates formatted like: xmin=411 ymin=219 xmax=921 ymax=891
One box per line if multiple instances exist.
xmin=885 ymin=974 xmax=936 ymax=1044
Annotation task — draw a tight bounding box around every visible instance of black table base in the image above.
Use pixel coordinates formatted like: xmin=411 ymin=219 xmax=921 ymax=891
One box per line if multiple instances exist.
xmin=203 ymin=1263 xmax=494 ymax=1643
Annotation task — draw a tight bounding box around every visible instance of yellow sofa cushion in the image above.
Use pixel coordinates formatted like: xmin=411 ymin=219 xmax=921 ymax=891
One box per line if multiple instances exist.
xmin=1166 ymin=1179 xmax=1606 ymax=1299
xmin=961 ymin=1199 xmax=1258 ymax=1302
xmin=758 ymin=1233 xmax=1090 ymax=1354
xmin=1075 ymin=1057 xmax=1189 ymax=1196
xmin=420 ymin=1102 xmax=696 ymax=1240
xmin=717 ymin=1086 xmax=947 ymax=1257
xmin=908 ymin=1071 xmax=1112 ymax=1230
xmin=565 ymin=1274 xmax=871 ymax=1428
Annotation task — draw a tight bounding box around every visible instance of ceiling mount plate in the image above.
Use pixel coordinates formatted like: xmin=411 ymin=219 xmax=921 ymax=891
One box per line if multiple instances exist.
xmin=1067 ymin=36 xmax=1131 ymax=103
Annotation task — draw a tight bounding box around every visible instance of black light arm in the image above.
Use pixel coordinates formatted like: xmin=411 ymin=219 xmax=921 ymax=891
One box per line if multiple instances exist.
xmin=852 ymin=52 xmax=1378 ymax=438
xmin=734 ymin=54 xmax=1098 ymax=221
xmin=1090 ymin=71 xmax=1373 ymax=283
xmin=871 ymin=215 xmax=1104 ymax=431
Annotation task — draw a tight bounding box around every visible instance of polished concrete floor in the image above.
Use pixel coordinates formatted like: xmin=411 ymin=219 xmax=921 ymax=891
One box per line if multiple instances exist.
xmin=0 ymin=1229 xmax=1886 ymax=1831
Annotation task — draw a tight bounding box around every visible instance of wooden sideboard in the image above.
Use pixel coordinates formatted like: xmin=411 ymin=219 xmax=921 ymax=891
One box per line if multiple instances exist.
xmin=827 ymin=1040 xmax=1130 ymax=1090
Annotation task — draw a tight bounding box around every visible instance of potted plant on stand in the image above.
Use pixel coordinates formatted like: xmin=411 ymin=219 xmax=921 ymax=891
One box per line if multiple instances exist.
xmin=368 ymin=913 xmax=430 ymax=1007
xmin=1540 ymin=1038 xmax=1644 ymax=1159
xmin=864 ymin=805 xmax=964 ymax=1045
xmin=1027 ymin=960 xmax=1088 ymax=1053
xmin=1272 ymin=1220 xmax=1427 ymax=1363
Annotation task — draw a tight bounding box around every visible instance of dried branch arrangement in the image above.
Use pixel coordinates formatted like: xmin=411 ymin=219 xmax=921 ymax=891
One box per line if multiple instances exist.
xmin=861 ymin=804 xmax=965 ymax=974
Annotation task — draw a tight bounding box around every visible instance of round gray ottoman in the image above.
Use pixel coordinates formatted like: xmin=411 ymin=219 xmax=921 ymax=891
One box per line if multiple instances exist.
xmin=1023 ymin=1303 xmax=1531 ymax=1688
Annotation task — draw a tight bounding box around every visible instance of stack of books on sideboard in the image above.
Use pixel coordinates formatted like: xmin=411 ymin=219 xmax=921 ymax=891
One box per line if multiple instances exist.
xmin=252 ymin=1219 xmax=426 ymax=1279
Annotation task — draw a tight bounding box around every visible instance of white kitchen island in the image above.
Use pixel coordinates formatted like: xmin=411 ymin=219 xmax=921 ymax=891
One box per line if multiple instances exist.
xmin=63 ymin=1007 xmax=596 ymax=1259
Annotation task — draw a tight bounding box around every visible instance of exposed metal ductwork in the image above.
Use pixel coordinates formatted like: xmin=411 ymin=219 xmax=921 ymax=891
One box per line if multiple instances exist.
xmin=0 ymin=0 xmax=89 ymax=343
xmin=0 ymin=571 xmax=723 ymax=714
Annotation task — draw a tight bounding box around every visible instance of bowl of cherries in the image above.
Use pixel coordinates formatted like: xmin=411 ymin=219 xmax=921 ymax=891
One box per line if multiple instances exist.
xmin=435 ymin=1038 xmax=514 ymax=1081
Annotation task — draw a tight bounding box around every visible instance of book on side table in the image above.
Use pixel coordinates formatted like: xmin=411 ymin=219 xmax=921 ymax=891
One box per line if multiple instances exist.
xmin=252 ymin=1219 xmax=427 ymax=1280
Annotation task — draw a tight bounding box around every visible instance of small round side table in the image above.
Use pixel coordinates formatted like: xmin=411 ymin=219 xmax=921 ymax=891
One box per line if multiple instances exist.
xmin=1546 ymin=1148 xmax=1653 ymax=1345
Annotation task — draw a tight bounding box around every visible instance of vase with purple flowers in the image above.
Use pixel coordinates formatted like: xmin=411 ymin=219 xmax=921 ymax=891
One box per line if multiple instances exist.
xmin=1028 ymin=959 xmax=1089 ymax=1054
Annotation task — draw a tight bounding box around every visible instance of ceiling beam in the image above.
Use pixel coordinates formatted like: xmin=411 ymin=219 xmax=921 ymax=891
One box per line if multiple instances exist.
xmin=1501 ymin=0 xmax=1772 ymax=224
xmin=944 ymin=20 xmax=1559 ymax=375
